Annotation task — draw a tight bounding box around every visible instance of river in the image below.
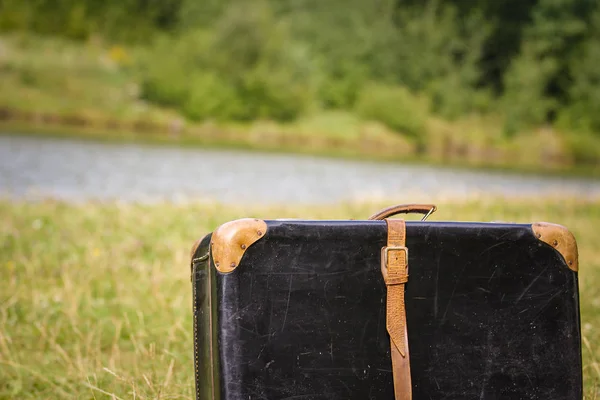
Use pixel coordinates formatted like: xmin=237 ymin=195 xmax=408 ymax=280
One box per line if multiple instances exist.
xmin=1 ymin=134 xmax=599 ymax=204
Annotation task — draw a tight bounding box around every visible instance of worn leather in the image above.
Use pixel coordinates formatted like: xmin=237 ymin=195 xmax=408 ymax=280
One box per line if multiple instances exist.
xmin=369 ymin=204 xmax=436 ymax=221
xmin=384 ymin=219 xmax=412 ymax=400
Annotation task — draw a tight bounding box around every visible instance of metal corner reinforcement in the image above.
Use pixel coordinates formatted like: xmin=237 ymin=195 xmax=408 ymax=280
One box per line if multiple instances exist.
xmin=210 ymin=218 xmax=267 ymax=274
xmin=532 ymin=222 xmax=579 ymax=272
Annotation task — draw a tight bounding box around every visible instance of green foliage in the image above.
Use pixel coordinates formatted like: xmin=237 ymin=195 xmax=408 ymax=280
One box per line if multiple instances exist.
xmin=393 ymin=2 xmax=488 ymax=119
xmin=559 ymin=9 xmax=600 ymax=134
xmin=317 ymin=64 xmax=367 ymax=109
xmin=500 ymin=0 xmax=592 ymax=135
xmin=211 ymin=1 xmax=318 ymax=121
xmin=501 ymin=42 xmax=557 ymax=136
xmin=140 ymin=2 xmax=317 ymax=122
xmin=426 ymin=10 xmax=490 ymax=119
xmin=564 ymin=133 xmax=600 ymax=165
xmin=356 ymin=83 xmax=429 ymax=138
xmin=272 ymin=0 xmax=394 ymax=109
xmin=138 ymin=31 xmax=211 ymax=108
xmin=3 ymin=0 xmax=600 ymax=138
xmin=0 ymin=0 xmax=182 ymax=41
xmin=183 ymin=72 xmax=243 ymax=121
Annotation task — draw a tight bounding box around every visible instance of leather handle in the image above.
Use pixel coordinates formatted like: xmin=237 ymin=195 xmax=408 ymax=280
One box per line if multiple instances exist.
xmin=368 ymin=204 xmax=437 ymax=221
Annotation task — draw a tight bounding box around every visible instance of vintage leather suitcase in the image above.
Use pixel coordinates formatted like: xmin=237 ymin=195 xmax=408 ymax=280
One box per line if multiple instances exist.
xmin=190 ymin=204 xmax=582 ymax=400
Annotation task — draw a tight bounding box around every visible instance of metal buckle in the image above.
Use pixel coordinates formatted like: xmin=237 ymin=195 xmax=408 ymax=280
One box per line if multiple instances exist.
xmin=383 ymin=246 xmax=408 ymax=266
xmin=381 ymin=246 xmax=409 ymax=279
xmin=421 ymin=207 xmax=435 ymax=221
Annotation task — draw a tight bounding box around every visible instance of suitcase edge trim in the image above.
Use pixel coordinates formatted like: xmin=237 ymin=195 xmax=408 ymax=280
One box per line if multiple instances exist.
xmin=191 ymin=233 xmax=220 ymax=400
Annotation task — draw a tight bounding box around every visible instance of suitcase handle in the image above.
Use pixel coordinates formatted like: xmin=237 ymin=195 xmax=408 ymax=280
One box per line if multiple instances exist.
xmin=368 ymin=204 xmax=437 ymax=221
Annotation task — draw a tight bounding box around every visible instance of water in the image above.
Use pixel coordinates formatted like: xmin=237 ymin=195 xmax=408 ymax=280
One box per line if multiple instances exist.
xmin=1 ymin=134 xmax=599 ymax=204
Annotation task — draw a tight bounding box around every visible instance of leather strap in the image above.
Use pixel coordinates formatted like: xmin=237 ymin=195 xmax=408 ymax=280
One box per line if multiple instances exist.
xmin=383 ymin=219 xmax=412 ymax=400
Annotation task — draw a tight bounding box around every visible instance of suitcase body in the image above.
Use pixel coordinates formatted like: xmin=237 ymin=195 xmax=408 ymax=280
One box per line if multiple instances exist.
xmin=191 ymin=206 xmax=582 ymax=399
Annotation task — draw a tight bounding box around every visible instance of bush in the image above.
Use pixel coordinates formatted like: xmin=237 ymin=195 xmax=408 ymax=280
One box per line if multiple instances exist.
xmin=209 ymin=1 xmax=318 ymax=121
xmin=238 ymin=64 xmax=315 ymax=121
xmin=139 ymin=2 xmax=318 ymax=123
xmin=393 ymin=3 xmax=488 ymax=119
xmin=428 ymin=77 xmax=495 ymax=120
xmin=138 ymin=31 xmax=212 ymax=108
xmin=183 ymin=73 xmax=243 ymax=121
xmin=500 ymin=42 xmax=557 ymax=136
xmin=355 ymin=83 xmax=429 ymax=139
xmin=558 ymin=10 xmax=600 ymax=134
xmin=140 ymin=64 xmax=189 ymax=109
xmin=318 ymin=64 xmax=367 ymax=109
xmin=564 ymin=133 xmax=600 ymax=166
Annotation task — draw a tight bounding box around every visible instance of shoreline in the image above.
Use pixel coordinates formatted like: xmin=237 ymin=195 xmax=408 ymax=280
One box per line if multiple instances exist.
xmin=1 ymin=109 xmax=599 ymax=180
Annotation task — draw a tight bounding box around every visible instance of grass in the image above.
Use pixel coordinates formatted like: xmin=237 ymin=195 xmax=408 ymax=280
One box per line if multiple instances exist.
xmin=0 ymin=197 xmax=599 ymax=398
xmin=0 ymin=34 xmax=177 ymax=125
xmin=1 ymin=33 xmax=600 ymax=177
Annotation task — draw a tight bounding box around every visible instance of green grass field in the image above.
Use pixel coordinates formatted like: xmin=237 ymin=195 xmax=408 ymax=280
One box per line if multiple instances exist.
xmin=1 ymin=198 xmax=599 ymax=399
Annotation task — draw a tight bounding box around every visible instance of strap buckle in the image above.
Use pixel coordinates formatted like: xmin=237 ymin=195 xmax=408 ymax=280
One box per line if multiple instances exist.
xmin=381 ymin=246 xmax=409 ymax=283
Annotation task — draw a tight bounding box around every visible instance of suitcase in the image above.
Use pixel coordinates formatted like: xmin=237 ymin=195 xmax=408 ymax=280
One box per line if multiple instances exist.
xmin=190 ymin=204 xmax=582 ymax=400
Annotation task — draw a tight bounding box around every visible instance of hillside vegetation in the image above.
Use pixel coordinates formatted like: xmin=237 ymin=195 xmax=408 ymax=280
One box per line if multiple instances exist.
xmin=2 ymin=0 xmax=600 ymax=170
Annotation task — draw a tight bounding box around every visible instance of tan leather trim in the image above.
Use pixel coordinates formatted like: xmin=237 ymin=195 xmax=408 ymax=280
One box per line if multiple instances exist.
xmin=383 ymin=219 xmax=412 ymax=400
xmin=532 ymin=222 xmax=579 ymax=271
xmin=210 ymin=218 xmax=267 ymax=274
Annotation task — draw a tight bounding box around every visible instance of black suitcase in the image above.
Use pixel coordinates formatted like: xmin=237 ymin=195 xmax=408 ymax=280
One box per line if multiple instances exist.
xmin=190 ymin=204 xmax=582 ymax=399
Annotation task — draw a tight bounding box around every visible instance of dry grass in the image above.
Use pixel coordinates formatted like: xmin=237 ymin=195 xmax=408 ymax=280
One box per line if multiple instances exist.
xmin=1 ymin=197 xmax=599 ymax=398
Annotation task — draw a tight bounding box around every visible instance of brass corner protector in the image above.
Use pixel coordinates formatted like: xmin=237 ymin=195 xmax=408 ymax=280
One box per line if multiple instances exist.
xmin=532 ymin=222 xmax=579 ymax=272
xmin=210 ymin=218 xmax=267 ymax=274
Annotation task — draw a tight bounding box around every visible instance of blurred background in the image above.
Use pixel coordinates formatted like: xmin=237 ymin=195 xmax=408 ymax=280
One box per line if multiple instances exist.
xmin=1 ymin=1 xmax=600 ymax=399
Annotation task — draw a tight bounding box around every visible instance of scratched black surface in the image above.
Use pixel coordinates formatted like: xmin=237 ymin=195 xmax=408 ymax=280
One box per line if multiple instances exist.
xmin=198 ymin=221 xmax=582 ymax=400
